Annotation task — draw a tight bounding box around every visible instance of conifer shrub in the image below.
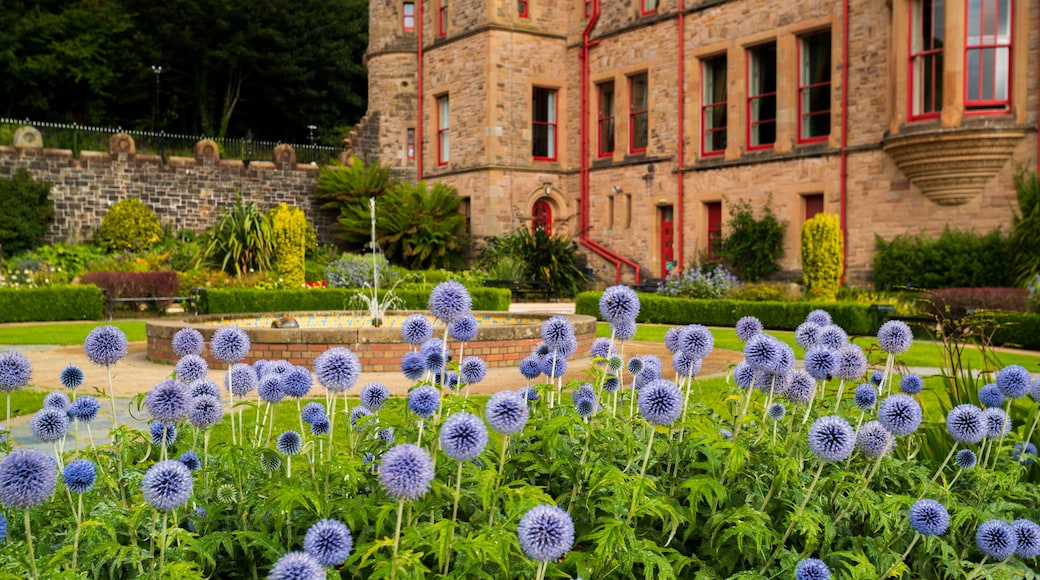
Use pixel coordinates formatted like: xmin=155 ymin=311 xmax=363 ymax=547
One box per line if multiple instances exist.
xmin=270 ymin=203 xmax=310 ymax=289
xmin=801 ymin=213 xmax=843 ymax=301
xmin=98 ymin=198 xmax=162 ymax=251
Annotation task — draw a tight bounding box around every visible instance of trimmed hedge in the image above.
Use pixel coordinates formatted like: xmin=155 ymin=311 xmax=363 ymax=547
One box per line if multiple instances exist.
xmin=199 ymin=286 xmax=511 ymax=314
xmin=0 ymin=286 xmax=104 ymax=322
xmin=576 ymin=291 xmax=879 ymax=335
xmin=987 ymin=312 xmax=1040 ymax=351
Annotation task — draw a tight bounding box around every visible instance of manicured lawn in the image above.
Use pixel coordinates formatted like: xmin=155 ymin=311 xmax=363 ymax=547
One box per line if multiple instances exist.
xmin=1 ymin=389 xmax=49 ymax=421
xmin=0 ymin=321 xmax=147 ymax=345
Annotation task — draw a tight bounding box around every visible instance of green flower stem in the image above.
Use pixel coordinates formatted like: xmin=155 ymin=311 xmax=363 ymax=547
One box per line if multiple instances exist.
xmin=296 ymin=398 xmax=305 ymax=445
xmin=488 ymin=435 xmax=509 ymax=527
xmin=327 ymin=391 xmax=338 ymax=460
xmin=760 ymin=461 xmax=826 ymax=575
xmin=535 ymin=560 xmax=548 ymax=580
xmin=963 ymin=556 xmax=990 ymax=580
xmin=286 ymin=455 xmax=292 ymax=479
xmin=106 ymin=365 xmax=118 ymax=431
xmin=626 ymin=426 xmax=656 ymax=525
xmin=832 ymin=379 xmax=846 ymax=414
xmin=72 ymin=493 xmax=83 ymax=571
xmin=733 ymin=383 xmax=756 ymax=438
xmin=678 ymin=366 xmax=697 ymax=443
xmin=834 ymin=445 xmax=888 ymax=526
xmin=919 ymin=442 xmax=959 ymax=501
xmin=159 ymin=511 xmax=169 ymax=580
xmin=443 ymin=460 xmax=464 ymax=575
xmin=5 ymin=392 xmax=10 ymax=435
xmin=882 ymin=532 xmax=920 ymax=578
xmin=228 ymin=388 xmax=236 ymax=446
xmin=416 ymin=420 xmax=425 ymax=448
xmin=881 ymin=353 xmax=895 ymax=397
xmin=568 ymin=429 xmax=592 ymax=514
xmin=24 ymin=508 xmax=37 ymax=580
xmin=1022 ymin=404 xmax=1040 ymax=450
xmin=762 ymin=375 xmax=778 ymax=421
xmin=391 ymin=498 xmax=405 ymax=580
xmin=203 ymin=429 xmax=211 ymax=498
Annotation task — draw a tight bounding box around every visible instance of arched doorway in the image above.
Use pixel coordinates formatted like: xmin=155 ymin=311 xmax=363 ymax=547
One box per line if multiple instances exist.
xmin=532 ymin=198 xmax=553 ymax=234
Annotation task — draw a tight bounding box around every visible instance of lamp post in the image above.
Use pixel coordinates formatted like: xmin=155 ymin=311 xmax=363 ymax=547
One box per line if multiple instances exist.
xmin=307 ymin=124 xmax=317 ymax=163
xmin=151 ymin=65 xmax=164 ymax=160
xmin=243 ymin=129 xmax=254 ymax=170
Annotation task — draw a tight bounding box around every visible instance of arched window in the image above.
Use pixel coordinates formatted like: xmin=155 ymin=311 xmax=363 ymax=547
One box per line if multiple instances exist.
xmin=532 ymin=199 xmax=553 ymax=234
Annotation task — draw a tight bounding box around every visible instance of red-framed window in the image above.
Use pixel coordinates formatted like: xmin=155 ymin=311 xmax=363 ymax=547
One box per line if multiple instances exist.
xmin=747 ymin=42 xmax=777 ymax=150
xmin=798 ymin=31 xmax=832 ymax=142
xmin=518 ymin=0 xmax=528 ymax=18
xmin=965 ymin=0 xmax=1012 ymax=111
xmin=706 ymin=202 xmax=723 ymax=260
xmin=532 ymin=199 xmax=552 ymax=233
xmin=597 ymin=81 xmax=615 ymax=157
xmin=629 ymin=73 xmax=649 ymax=154
xmin=701 ymin=55 xmax=727 ymax=156
xmin=403 ymin=2 xmax=415 ymax=31
xmin=406 ymin=128 xmax=415 ymax=160
xmin=532 ymin=87 xmax=557 ymax=161
xmin=438 ymin=0 xmax=448 ymax=37
xmin=641 ymin=0 xmax=659 ymax=15
xmin=436 ymin=95 xmax=450 ymax=165
xmin=910 ymin=0 xmax=944 ymax=119
xmin=804 ymin=193 xmax=824 ymax=221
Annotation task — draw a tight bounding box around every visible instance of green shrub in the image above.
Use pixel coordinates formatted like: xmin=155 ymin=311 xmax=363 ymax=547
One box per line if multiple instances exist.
xmin=725 ymin=282 xmax=798 ymax=302
xmin=0 ymin=168 xmax=54 ymax=254
xmin=801 ymin=212 xmax=843 ymax=301
xmin=718 ymin=200 xmax=786 ymax=282
xmin=204 ymin=196 xmax=276 ymax=276
xmin=315 ymin=158 xmax=398 ymax=243
xmin=199 ymin=285 xmax=510 ymax=314
xmin=872 ymin=227 xmax=1011 ymax=290
xmin=988 ymin=311 xmax=1040 ymax=350
xmin=477 ymin=227 xmax=587 ymax=297
xmin=270 ymin=203 xmax=310 ymax=289
xmin=0 ymin=285 xmax=104 ymax=322
xmin=576 ymin=291 xmax=878 ymax=335
xmin=98 ymin=198 xmax=162 ymax=251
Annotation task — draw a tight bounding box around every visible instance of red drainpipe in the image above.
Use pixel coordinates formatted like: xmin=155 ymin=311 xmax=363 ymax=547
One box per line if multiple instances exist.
xmin=676 ymin=0 xmax=685 ymax=273
xmin=416 ymin=0 xmax=424 ymax=180
xmin=839 ymin=0 xmax=849 ymax=279
xmin=579 ymin=0 xmax=642 ymax=284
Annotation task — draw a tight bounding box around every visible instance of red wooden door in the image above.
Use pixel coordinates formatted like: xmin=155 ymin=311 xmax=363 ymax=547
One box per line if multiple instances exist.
xmin=660 ymin=205 xmax=674 ymax=277
xmin=706 ymin=202 xmax=722 ymax=260
xmin=532 ymin=199 xmax=552 ymax=234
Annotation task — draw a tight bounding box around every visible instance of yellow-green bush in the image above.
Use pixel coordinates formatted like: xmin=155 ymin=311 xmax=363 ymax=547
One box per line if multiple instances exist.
xmin=801 ymin=213 xmax=843 ymax=301
xmin=98 ymin=198 xmax=162 ymax=251
xmin=270 ymin=203 xmax=310 ymax=288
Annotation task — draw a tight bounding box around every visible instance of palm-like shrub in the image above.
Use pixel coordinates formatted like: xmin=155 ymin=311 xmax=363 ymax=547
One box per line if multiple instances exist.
xmin=204 ymin=197 xmax=275 ymax=276
xmin=1009 ymin=170 xmax=1040 ymax=286
xmin=315 ymin=158 xmax=398 ymax=243
xmin=479 ymin=227 xmax=587 ymax=297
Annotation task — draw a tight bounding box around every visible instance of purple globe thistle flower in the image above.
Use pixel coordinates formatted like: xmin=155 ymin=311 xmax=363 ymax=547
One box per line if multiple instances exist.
xmin=350 ymin=406 xmax=373 ymax=429
xmin=767 ymin=403 xmax=786 ymax=421
xmin=1032 ymin=378 xmax=1040 ymax=403
xmin=733 ymin=362 xmax=756 ymax=390
xmin=808 ymin=415 xmax=855 ymax=462
xmin=836 ymin=345 xmax=867 ymax=381
xmin=300 ymin=402 xmax=327 ymax=426
xmin=252 ymin=359 xmax=270 ymax=377
xmin=856 ymin=421 xmax=893 ymax=459
xmin=62 ymin=459 xmax=96 ymax=494
xmin=68 ymin=395 xmax=101 ymax=423
xmin=189 ymin=378 xmax=222 ymax=400
xmin=672 ymin=351 xmax=701 ymax=377
xmin=84 ymin=325 xmax=128 ymax=366
xmin=612 ymin=318 xmax=637 ymax=341
xmin=449 ymin=315 xmax=479 ymax=342
xmin=806 ymin=309 xmax=832 ymax=326
xmin=517 ymin=505 xmax=575 ymax=563
xmin=785 ymin=370 xmax=817 ymax=404
xmin=519 ymin=356 xmax=542 ymax=380
xmin=804 ymin=345 xmax=839 ymax=381
xmin=744 ymin=334 xmax=781 ymax=373
xmin=946 ymin=404 xmax=986 ymax=444
xmin=590 ymin=338 xmax=617 ymax=359
xmin=996 ymin=364 xmax=1032 ymax=398
xmin=978 ymin=383 xmax=1005 ymax=408
xmin=150 ymin=421 xmax=177 ymax=447
xmin=524 ymin=386 xmax=541 ymax=401
xmin=277 ymin=431 xmax=303 ymax=455
xmin=0 ymin=449 xmax=57 ymax=508
xmin=541 ymin=354 xmax=568 ymax=379
xmin=379 ymin=443 xmax=435 ymax=501
xmin=311 ymin=419 xmax=331 ymax=436
xmin=572 ymin=383 xmax=596 ymax=404
xmin=795 ymin=322 xmax=821 ymax=350
xmin=146 ymin=379 xmax=190 ymax=423
xmin=407 ymin=385 xmax=440 ymax=419
xmin=265 ymin=360 xmax=293 ymax=377
xmin=175 ymin=355 xmax=208 ymax=384
xmin=816 ymin=325 xmax=848 ymax=350
xmin=664 ymin=327 xmax=684 ymax=353
xmin=735 ymin=316 xmax=763 ymax=342
xmin=575 ymin=395 xmax=597 ymax=419
xmin=955 ymin=449 xmax=978 ymax=469
xmin=30 ymin=407 xmax=68 ymax=442
xmin=59 ymin=364 xmax=84 ymax=390
xmin=776 ymin=343 xmax=796 ymax=375
xmin=179 ymin=451 xmax=201 ymax=472
xmin=460 ymin=356 xmax=487 ymax=384
xmin=870 ymin=370 xmax=885 ymax=386
xmin=257 ymin=375 xmax=284 ymax=403
xmin=533 ymin=343 xmax=551 ymax=358
xmin=982 ymin=408 xmax=1011 ymax=439
xmin=900 ymin=373 xmax=924 ymax=395
xmin=854 ymin=383 xmax=878 ymax=410
xmin=638 ymin=380 xmax=682 ymax=426
xmin=378 ymin=427 xmax=396 ymax=444
xmin=719 ymin=428 xmax=733 ymax=440
xmin=360 ymin=382 xmax=390 ymax=411
xmin=909 ymin=499 xmax=949 ymax=536
xmin=556 ymin=334 xmax=579 ymax=359
xmin=1013 ymin=442 xmax=1037 ymax=465
xmin=0 ymin=351 xmax=32 ymax=393
xmin=642 ymin=355 xmax=663 ymax=376
xmin=755 ymin=372 xmax=782 ymax=394
xmin=975 ymin=520 xmax=1017 ymax=560
xmin=439 ymin=412 xmax=488 ymax=461
xmin=280 ymin=366 xmax=313 ymax=399
xmin=209 ymin=326 xmax=250 ymax=365
xmin=44 ymin=390 xmax=70 ymax=411
xmin=795 ymin=558 xmax=830 ymax=580
xmin=485 ymin=391 xmax=528 ymax=435
xmin=401 ymin=352 xmax=426 ymax=381
xmin=401 ymin=314 xmax=434 ymax=345
xmin=1011 ymin=519 xmax=1040 ymax=559
xmin=606 ymin=354 xmax=624 ymax=373
xmin=313 ymin=347 xmax=361 ymax=393
xmin=422 ymin=345 xmax=446 ymax=375
xmin=269 ymin=551 xmax=324 ymax=580
xmin=141 ymin=460 xmax=193 ymax=511
xmin=187 ymin=395 xmax=223 ymax=429
xmin=627 ymin=356 xmax=645 ymax=376
xmin=224 ymin=363 xmax=258 ymax=396
xmin=172 ymin=328 xmax=205 ymax=357
xmin=304 ymin=518 xmax=353 ymax=567
xmin=599 ymin=285 xmax=640 ymax=324
xmin=878 ymin=394 xmax=922 ymax=436
xmin=635 ymin=365 xmax=662 ymax=390
xmin=680 ymin=324 xmax=714 ymax=360
xmin=877 ymin=320 xmax=913 ymax=355
xmin=428 ymin=280 xmax=472 ymax=323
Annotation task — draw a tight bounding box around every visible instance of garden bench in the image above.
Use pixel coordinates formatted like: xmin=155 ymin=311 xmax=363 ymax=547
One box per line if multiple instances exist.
xmin=102 ymin=288 xmax=201 ymax=320
xmin=633 ymin=277 xmax=665 ymax=293
xmin=482 ymin=279 xmax=553 ymax=302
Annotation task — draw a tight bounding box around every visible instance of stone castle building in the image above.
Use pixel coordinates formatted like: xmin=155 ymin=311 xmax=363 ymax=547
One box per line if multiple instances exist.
xmin=353 ymin=0 xmax=1039 ymax=284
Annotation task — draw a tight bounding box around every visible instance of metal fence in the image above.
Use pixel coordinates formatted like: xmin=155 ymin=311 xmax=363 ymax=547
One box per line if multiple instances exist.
xmin=0 ymin=118 xmax=343 ymax=165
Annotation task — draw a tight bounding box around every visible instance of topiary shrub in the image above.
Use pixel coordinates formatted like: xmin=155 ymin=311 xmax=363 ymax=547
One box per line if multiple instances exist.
xmin=801 ymin=212 xmax=843 ymax=301
xmin=270 ymin=203 xmax=310 ymax=289
xmin=0 ymin=168 xmax=54 ymax=254
xmin=98 ymin=198 xmax=162 ymax=251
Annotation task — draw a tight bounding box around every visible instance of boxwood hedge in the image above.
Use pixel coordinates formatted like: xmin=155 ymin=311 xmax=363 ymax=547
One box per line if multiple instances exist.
xmin=198 ymin=286 xmax=511 ymax=315
xmin=0 ymin=285 xmax=105 ymax=322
